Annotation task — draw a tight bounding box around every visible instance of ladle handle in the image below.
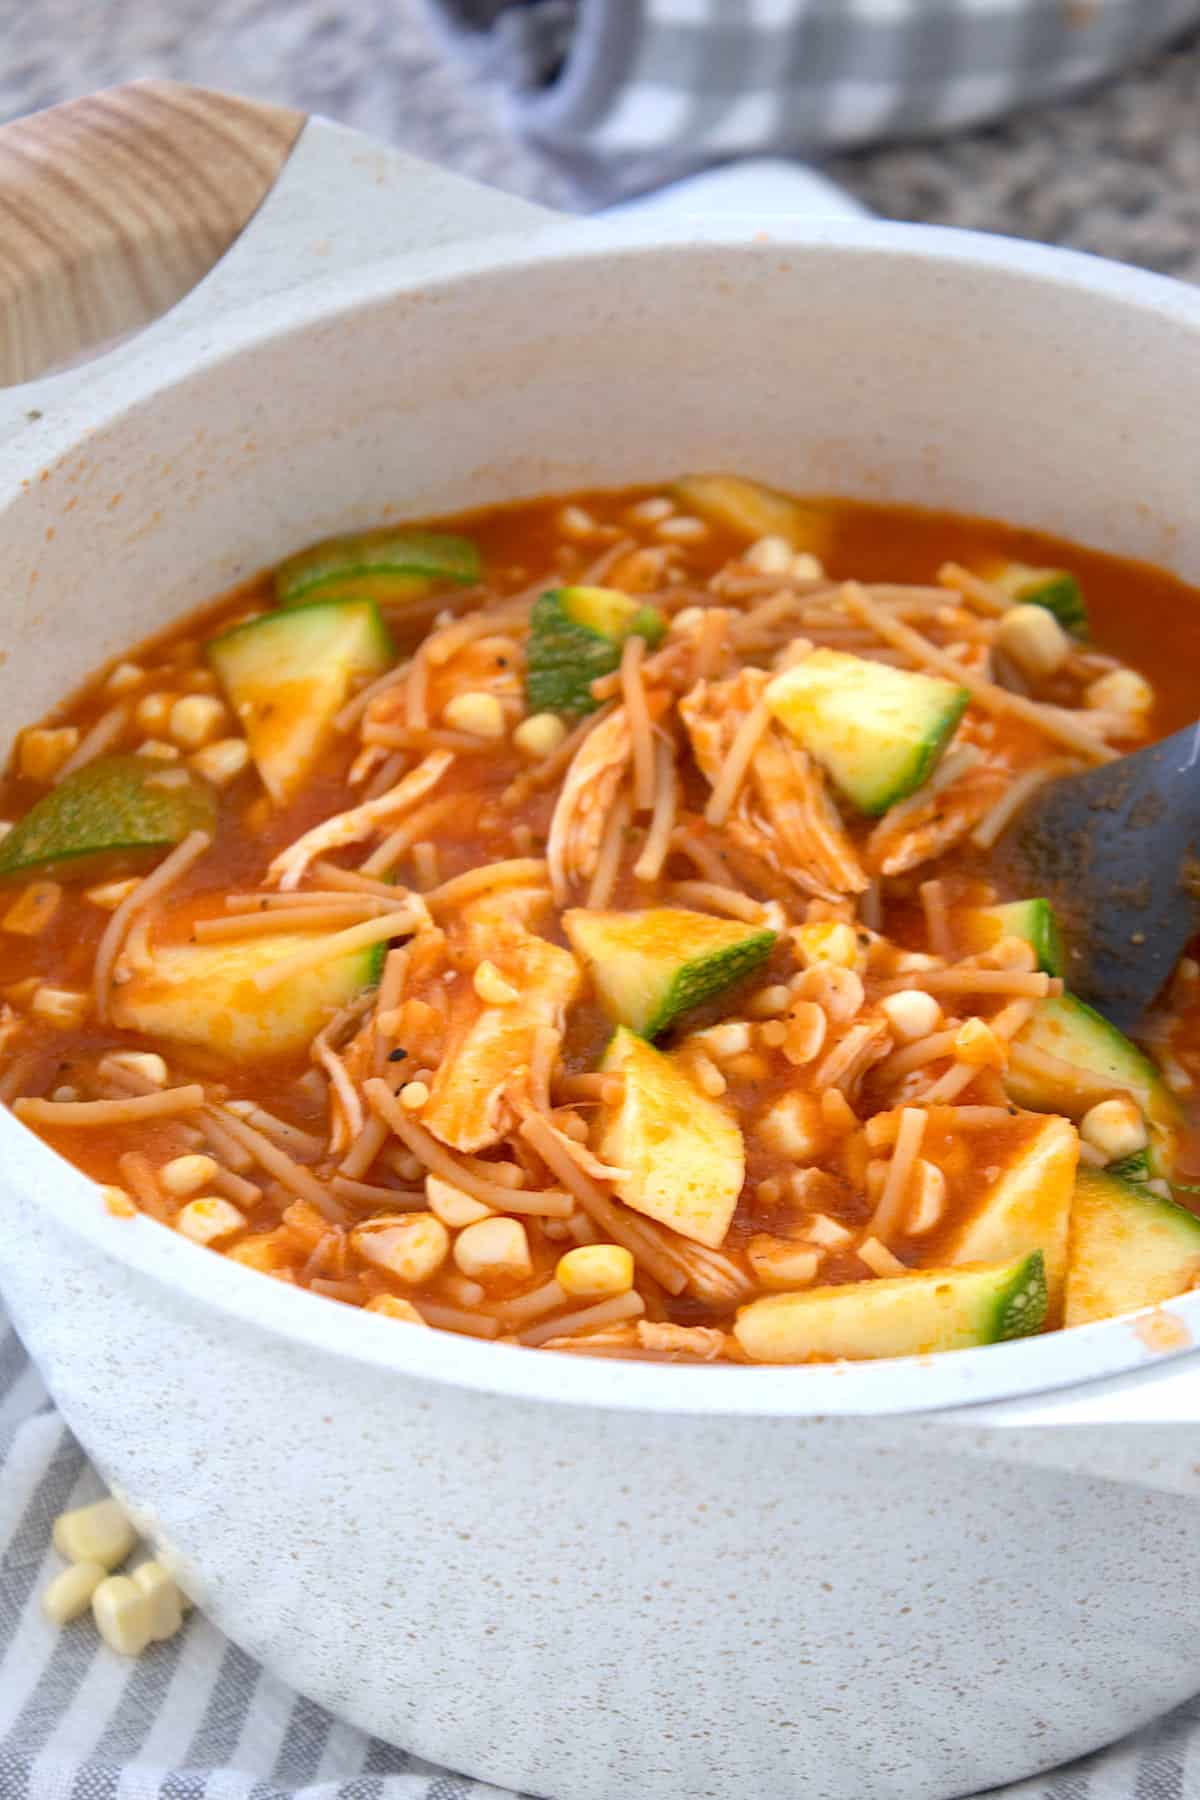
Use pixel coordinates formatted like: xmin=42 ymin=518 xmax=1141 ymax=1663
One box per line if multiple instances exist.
xmin=0 ymin=81 xmax=304 ymax=385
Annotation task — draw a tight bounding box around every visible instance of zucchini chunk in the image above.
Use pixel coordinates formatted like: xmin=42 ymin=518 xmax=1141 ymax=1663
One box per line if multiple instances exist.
xmin=944 ymin=1115 xmax=1078 ymax=1310
xmin=1064 ymin=1167 xmax=1200 ymax=1327
xmin=598 ymin=1026 xmax=744 ymax=1248
xmin=274 ymin=529 xmax=480 ymax=607
xmin=563 ymin=906 xmax=775 ymax=1038
xmin=1005 ymin=993 xmax=1180 ymax=1178
xmin=671 ymin=474 xmax=829 ymax=556
xmin=734 ymin=1253 xmax=1048 ymax=1363
xmin=960 ymin=897 xmax=1064 ymax=977
xmin=765 ymin=648 xmax=969 ymax=816
xmin=112 ymin=932 xmax=385 ymax=1059
xmin=525 ymin=586 xmax=665 ymax=718
xmin=207 ymin=600 xmax=394 ymax=803
xmin=985 ymin=560 xmax=1087 ymax=635
xmin=0 ymin=755 xmax=216 ymax=884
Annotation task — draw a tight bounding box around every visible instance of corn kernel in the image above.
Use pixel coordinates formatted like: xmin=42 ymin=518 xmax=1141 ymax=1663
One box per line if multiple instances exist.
xmin=131 ymin=1560 xmax=184 ymax=1641
xmin=108 ymin=1051 xmax=168 ymax=1087
xmin=443 ymin=691 xmax=506 ymax=739
xmin=1086 ymin=669 xmax=1154 ymax=714
xmin=805 ymin=1212 xmax=854 ymax=1249
xmin=453 ymin=1216 xmax=531 ymax=1283
xmin=794 ymin=963 xmax=864 ymax=1022
xmin=104 ymin=661 xmax=145 ymax=696
xmin=757 ymin=1091 xmax=824 ymax=1160
xmin=42 ymin=1559 xmax=107 ymax=1625
xmin=92 ymin=1575 xmax=153 ymax=1657
xmin=513 ymin=712 xmax=567 ymax=759
xmin=135 ymin=739 xmax=180 ymax=760
xmin=858 ymin=1236 xmax=908 ymax=1277
xmin=364 ymin=1294 xmax=428 ymax=1323
xmin=1080 ymin=1096 xmax=1147 ymax=1162
xmin=555 ymin=1243 xmax=634 ymax=1299
xmin=100 ymin=1185 xmax=136 ymax=1218
xmin=696 ymin=1021 xmax=752 ymax=1060
xmin=781 ymin=998 xmax=828 ymax=1066
xmin=795 ymin=919 xmax=860 ymax=970
xmin=3 ymin=880 xmax=62 ymax=936
xmin=880 ymin=989 xmax=942 ymax=1042
xmin=745 ymin=535 xmax=794 ymax=575
xmin=473 ymin=959 xmax=519 ymax=1006
xmin=906 ymin=1160 xmax=947 ymax=1235
xmin=352 ymin=1214 xmax=450 ymax=1283
xmin=954 ymin=1018 xmax=1006 ymax=1068
xmin=160 ymin=1153 xmax=218 ymax=1198
xmin=426 ymin=1174 xmax=491 ymax=1229
xmin=746 ymin=1235 xmax=822 ymax=1290
xmin=31 ymin=985 xmax=88 ymax=1028
xmin=176 ymin=1197 xmax=246 ymax=1246
xmin=399 ymin=1080 xmax=430 ymax=1111
xmin=227 ymin=1232 xmax=285 ymax=1273
xmin=85 ymin=877 xmax=141 ymax=910
xmin=53 ymin=1496 xmax=137 ymax=1570
xmin=996 ymin=604 xmax=1070 ymax=679
xmin=168 ymin=694 xmax=228 ymax=750
xmin=134 ymin=692 xmax=174 ymax=733
xmin=189 ymin=738 xmax=251 ymax=788
xmin=18 ymin=726 xmax=79 ymax=783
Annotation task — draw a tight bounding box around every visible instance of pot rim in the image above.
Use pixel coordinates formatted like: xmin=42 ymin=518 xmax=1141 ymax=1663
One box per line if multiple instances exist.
xmin=6 ymin=212 xmax=1200 ymax=1420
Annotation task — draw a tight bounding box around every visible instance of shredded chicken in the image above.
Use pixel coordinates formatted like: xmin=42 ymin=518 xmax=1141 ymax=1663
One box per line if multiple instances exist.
xmin=420 ymin=892 xmax=582 ymax=1152
xmin=268 ymin=751 xmax=454 ymax=889
xmin=545 ymin=707 xmax=633 ymax=903
xmin=680 ymin=671 xmax=867 ymax=899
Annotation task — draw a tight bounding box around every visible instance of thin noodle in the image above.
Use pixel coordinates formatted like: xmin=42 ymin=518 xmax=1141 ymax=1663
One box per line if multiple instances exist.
xmin=366 ymin=1081 xmax=570 ymax=1211
xmin=704 ymin=694 xmax=772 ymax=826
xmin=868 ymin=1107 xmax=927 ymax=1242
xmin=881 ymin=968 xmax=1055 ymax=998
xmin=495 ymin=1279 xmax=569 ymax=1327
xmin=516 ymin=1111 xmax=687 ymax=1293
xmin=586 ymin=788 xmax=633 ymax=909
xmin=210 ymin=1164 xmax=262 ymax=1206
xmin=312 ymin=862 xmax=405 ymax=901
xmin=225 ymin=1103 xmax=325 ymax=1157
xmin=877 ymin=1029 xmax=959 ymax=1083
xmin=213 ymin=1108 xmax=343 ymax=1215
xmin=14 ymin=1086 xmax=205 ymax=1127
xmin=971 ymin=759 xmax=1079 ymax=848
xmin=621 ymin=634 xmax=656 ymax=813
xmin=422 ymin=858 xmax=548 ymax=913
xmin=842 ymin=583 xmax=1114 ymax=761
xmin=633 ymin=737 xmax=678 ymax=883
xmin=920 ymin=879 xmax=952 ymax=957
xmin=334 ymin=659 xmax=413 ymax=733
xmin=416 ymin=1302 xmax=501 ymax=1339
xmin=251 ymin=910 xmax=423 ymax=992
xmin=194 ymin=905 xmax=393 ymax=940
xmin=313 ymin=1032 xmax=365 ymax=1145
xmin=527 ymin=1025 xmax=557 ymax=1116
xmin=692 ymin=606 xmax=729 ymax=683
xmin=361 ymin=796 xmax=460 ymax=876
xmin=521 ymin=1290 xmax=645 ymax=1346
xmin=363 ymin=724 xmax=499 ymax=754
xmin=117 ymin=1151 xmax=171 ymax=1223
xmin=199 ymin=1109 xmax=255 ymax=1172
xmin=338 ymin=1112 xmax=391 ymax=1180
xmin=54 ymin=704 xmax=129 ymax=782
xmin=937 ymin=562 xmax=1010 ymax=616
xmin=362 ymin=751 xmax=410 ymax=801
xmin=667 ymin=827 xmax=733 ymax=886
xmin=330 ymin=1175 xmax=428 ymax=1209
xmin=665 ymin=880 xmax=769 ymax=924
xmin=405 ymin=644 xmax=430 ymax=729
xmin=93 ymin=829 xmax=211 ymax=1021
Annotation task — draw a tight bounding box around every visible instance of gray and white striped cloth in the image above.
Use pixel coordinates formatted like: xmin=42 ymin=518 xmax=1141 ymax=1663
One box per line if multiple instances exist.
xmin=3 ymin=1297 xmax=1200 ymax=1798
xmin=419 ymin=0 xmax=1200 ymax=205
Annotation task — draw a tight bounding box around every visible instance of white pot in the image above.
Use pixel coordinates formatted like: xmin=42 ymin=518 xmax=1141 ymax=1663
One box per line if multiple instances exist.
xmin=2 ymin=87 xmax=1200 ymax=1800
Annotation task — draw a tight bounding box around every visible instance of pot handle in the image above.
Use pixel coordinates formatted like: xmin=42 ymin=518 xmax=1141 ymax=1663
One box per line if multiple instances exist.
xmin=0 ymin=80 xmax=559 ymax=390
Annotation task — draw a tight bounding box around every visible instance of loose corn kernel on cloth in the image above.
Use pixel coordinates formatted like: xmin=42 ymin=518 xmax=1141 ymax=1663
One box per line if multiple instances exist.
xmin=3 ymin=1302 xmax=1200 ymax=1800
xmin=417 ymin=0 xmax=1200 ymax=207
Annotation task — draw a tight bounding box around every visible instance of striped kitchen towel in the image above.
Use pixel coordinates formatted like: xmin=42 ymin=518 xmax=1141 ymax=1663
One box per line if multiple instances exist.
xmin=3 ymin=1299 xmax=1200 ymax=1798
xmin=418 ymin=0 xmax=1200 ymax=204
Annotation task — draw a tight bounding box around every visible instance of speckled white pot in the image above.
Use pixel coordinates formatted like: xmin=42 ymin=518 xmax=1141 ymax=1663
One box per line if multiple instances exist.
xmin=2 ymin=114 xmax=1200 ymax=1800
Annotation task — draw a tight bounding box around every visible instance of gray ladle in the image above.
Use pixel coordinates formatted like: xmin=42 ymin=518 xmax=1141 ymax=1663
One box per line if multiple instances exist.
xmin=996 ymin=720 xmax=1200 ymax=1034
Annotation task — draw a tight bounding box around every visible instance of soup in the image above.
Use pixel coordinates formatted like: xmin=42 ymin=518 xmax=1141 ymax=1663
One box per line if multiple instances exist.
xmin=2 ymin=477 xmax=1198 ymax=1363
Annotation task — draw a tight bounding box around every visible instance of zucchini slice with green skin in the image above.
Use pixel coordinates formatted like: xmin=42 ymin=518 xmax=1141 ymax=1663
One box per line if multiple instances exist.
xmin=734 ymin=1253 xmax=1048 ymax=1363
xmin=563 ymin=906 xmax=776 ymax=1038
xmin=1064 ymin=1167 xmax=1200 ymax=1327
xmin=1005 ymin=992 xmax=1180 ymax=1179
xmin=0 ymin=755 xmax=217 ymax=884
xmin=525 ymin=586 xmax=665 ymax=718
xmin=944 ymin=1115 xmax=1078 ymax=1311
xmin=671 ymin=474 xmax=830 ymax=556
xmin=207 ymin=599 xmax=394 ymax=804
xmin=598 ymin=1025 xmax=744 ymax=1248
xmin=112 ymin=932 xmax=386 ymax=1060
xmin=765 ymin=648 xmax=970 ymax=816
xmin=985 ymin=560 xmax=1088 ymax=636
xmin=274 ymin=529 xmax=480 ymax=607
xmin=960 ymin=897 xmax=1064 ymax=977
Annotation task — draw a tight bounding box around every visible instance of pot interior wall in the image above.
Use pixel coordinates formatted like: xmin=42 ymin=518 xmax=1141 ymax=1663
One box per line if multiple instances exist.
xmin=1 ymin=232 xmax=1197 ymax=734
